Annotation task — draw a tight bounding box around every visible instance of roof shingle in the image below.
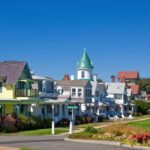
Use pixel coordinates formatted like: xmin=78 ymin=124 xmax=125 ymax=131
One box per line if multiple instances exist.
xmin=0 ymin=61 xmax=27 ymax=85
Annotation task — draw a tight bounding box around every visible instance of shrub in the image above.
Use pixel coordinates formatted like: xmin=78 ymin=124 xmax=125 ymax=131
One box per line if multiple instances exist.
xmin=98 ymin=115 xmax=103 ymax=122
xmin=134 ymin=100 xmax=150 ymax=115
xmin=75 ymin=116 xmax=81 ymax=125
xmin=85 ymin=116 xmax=93 ymax=123
xmin=32 ymin=117 xmax=52 ymax=129
xmin=56 ymin=118 xmax=70 ymax=127
xmin=2 ymin=114 xmax=17 ymax=133
xmin=84 ymin=126 xmax=97 ymax=133
xmin=16 ymin=115 xmax=36 ymax=131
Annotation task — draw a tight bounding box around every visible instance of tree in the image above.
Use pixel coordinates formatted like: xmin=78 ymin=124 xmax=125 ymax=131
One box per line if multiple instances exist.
xmin=134 ymin=100 xmax=150 ymax=114
xmin=139 ymin=78 xmax=150 ymax=94
xmin=97 ymin=78 xmax=103 ymax=83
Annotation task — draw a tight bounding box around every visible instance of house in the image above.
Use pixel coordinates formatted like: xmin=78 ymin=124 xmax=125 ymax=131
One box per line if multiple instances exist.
xmin=0 ymin=61 xmax=39 ymax=117
xmin=117 ymin=71 xmax=140 ymax=99
xmin=117 ymin=71 xmax=139 ymax=84
xmin=55 ymin=79 xmax=92 ymax=120
xmin=105 ymin=83 xmax=129 ymax=115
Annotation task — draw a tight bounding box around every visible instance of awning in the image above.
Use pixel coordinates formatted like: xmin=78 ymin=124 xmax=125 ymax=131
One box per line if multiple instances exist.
xmin=39 ymin=98 xmax=83 ymax=104
xmin=0 ymin=99 xmax=40 ymax=105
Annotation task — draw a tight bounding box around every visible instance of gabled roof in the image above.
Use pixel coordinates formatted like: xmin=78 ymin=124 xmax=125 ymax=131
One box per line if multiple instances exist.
xmin=56 ymin=80 xmax=91 ymax=87
xmin=0 ymin=61 xmax=30 ymax=85
xmin=106 ymin=83 xmax=126 ymax=94
xmin=118 ymin=71 xmax=139 ymax=79
xmin=129 ymin=85 xmax=140 ymax=95
xmin=77 ymin=50 xmax=94 ymax=69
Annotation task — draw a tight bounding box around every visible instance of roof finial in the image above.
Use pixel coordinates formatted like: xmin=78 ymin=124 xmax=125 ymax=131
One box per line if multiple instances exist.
xmin=84 ymin=48 xmax=87 ymax=52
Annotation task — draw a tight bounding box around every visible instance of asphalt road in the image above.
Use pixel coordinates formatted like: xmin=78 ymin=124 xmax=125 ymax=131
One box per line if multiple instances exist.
xmin=1 ymin=141 xmax=142 ymax=150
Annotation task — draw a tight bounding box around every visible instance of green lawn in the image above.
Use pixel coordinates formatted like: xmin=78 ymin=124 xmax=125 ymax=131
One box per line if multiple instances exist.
xmin=128 ymin=119 xmax=150 ymax=131
xmin=20 ymin=148 xmax=35 ymax=150
xmin=18 ymin=128 xmax=68 ymax=136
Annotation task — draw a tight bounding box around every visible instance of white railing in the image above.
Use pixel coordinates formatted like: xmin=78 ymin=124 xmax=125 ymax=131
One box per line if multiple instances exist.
xmin=39 ymin=92 xmax=58 ymax=98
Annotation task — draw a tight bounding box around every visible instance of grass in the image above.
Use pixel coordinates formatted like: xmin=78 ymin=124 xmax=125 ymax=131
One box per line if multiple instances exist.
xmin=18 ymin=128 xmax=68 ymax=136
xmin=0 ymin=127 xmax=68 ymax=136
xmin=128 ymin=119 xmax=150 ymax=131
xmin=75 ymin=115 xmax=150 ymax=129
xmin=20 ymin=148 xmax=35 ymax=150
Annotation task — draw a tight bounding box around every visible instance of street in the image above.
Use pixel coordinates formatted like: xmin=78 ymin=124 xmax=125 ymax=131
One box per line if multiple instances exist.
xmin=0 ymin=135 xmax=141 ymax=150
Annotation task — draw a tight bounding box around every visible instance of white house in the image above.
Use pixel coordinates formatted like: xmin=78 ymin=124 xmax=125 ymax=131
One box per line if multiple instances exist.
xmin=105 ymin=83 xmax=129 ymax=115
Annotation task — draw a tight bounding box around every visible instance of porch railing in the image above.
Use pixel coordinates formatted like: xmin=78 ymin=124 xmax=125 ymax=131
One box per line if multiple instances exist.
xmin=15 ymin=89 xmax=39 ymax=97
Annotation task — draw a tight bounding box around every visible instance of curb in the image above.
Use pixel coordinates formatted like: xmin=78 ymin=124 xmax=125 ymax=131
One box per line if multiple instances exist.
xmin=64 ymin=138 xmax=120 ymax=146
xmin=0 ymin=138 xmax=64 ymax=145
xmin=64 ymin=138 xmax=150 ymax=150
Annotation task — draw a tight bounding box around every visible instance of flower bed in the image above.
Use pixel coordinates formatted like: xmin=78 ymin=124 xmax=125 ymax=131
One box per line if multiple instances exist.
xmin=69 ymin=124 xmax=150 ymax=147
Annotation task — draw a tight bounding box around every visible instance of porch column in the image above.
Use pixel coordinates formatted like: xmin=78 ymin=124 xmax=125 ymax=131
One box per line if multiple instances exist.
xmin=65 ymin=104 xmax=68 ymax=118
xmin=97 ymin=107 xmax=100 ymax=116
xmin=90 ymin=103 xmax=93 ymax=114
xmin=26 ymin=80 xmax=29 ymax=96
xmin=121 ymin=105 xmax=124 ymax=114
xmin=52 ymin=104 xmax=55 ymax=135
xmin=59 ymin=104 xmax=62 ymax=118
xmin=16 ymin=105 xmax=20 ymax=115
xmin=79 ymin=104 xmax=82 ymax=116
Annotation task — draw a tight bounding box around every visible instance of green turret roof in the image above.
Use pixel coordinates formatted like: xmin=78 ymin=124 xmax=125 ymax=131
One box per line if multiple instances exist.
xmin=77 ymin=50 xmax=94 ymax=69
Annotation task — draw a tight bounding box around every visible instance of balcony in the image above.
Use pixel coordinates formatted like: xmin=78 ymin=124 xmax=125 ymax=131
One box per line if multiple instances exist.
xmin=39 ymin=92 xmax=58 ymax=99
xmin=15 ymin=89 xmax=39 ymax=97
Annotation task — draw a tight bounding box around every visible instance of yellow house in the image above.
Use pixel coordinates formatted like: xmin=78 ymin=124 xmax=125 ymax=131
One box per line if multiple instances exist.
xmin=0 ymin=61 xmax=39 ymax=116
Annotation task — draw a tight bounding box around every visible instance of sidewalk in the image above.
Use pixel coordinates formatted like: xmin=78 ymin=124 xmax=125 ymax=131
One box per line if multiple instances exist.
xmin=59 ymin=117 xmax=150 ymax=135
xmin=0 ymin=146 xmax=19 ymax=150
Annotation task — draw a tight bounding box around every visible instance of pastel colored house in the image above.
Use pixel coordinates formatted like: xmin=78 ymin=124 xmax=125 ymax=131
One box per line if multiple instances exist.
xmin=0 ymin=61 xmax=39 ymax=117
xmin=117 ymin=71 xmax=140 ymax=99
xmin=106 ymin=83 xmax=129 ymax=115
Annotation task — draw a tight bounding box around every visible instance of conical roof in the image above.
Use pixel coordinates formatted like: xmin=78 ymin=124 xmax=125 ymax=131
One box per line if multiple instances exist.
xmin=77 ymin=50 xmax=94 ymax=69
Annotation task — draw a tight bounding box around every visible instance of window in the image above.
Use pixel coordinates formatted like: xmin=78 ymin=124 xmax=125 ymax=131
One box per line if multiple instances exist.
xmin=58 ymin=89 xmax=61 ymax=94
xmin=86 ymin=89 xmax=92 ymax=97
xmin=78 ymin=89 xmax=82 ymax=97
xmin=72 ymin=88 xmax=76 ymax=97
xmin=96 ymin=91 xmax=99 ymax=97
xmin=0 ymin=82 xmax=2 ymax=93
xmin=61 ymin=89 xmax=64 ymax=94
xmin=47 ymin=105 xmax=52 ymax=113
xmin=54 ymin=105 xmax=59 ymax=116
xmin=81 ymin=71 xmax=85 ymax=78
xmin=114 ymin=94 xmax=122 ymax=100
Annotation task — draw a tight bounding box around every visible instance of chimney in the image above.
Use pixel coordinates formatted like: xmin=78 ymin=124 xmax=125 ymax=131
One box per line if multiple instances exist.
xmin=70 ymin=75 xmax=75 ymax=80
xmin=120 ymin=76 xmax=126 ymax=83
xmin=111 ymin=75 xmax=116 ymax=83
xmin=64 ymin=74 xmax=70 ymax=80
xmin=93 ymin=74 xmax=97 ymax=81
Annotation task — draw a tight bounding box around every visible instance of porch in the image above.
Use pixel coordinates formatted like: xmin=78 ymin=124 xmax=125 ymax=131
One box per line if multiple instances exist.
xmin=15 ymin=79 xmax=39 ymax=97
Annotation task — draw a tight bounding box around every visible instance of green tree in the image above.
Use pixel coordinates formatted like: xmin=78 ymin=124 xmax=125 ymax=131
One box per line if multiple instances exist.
xmin=139 ymin=78 xmax=150 ymax=94
xmin=134 ymin=100 xmax=150 ymax=114
xmin=97 ymin=78 xmax=103 ymax=83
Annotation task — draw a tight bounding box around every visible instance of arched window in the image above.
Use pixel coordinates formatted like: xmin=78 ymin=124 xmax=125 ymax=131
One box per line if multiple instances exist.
xmin=81 ymin=71 xmax=85 ymax=78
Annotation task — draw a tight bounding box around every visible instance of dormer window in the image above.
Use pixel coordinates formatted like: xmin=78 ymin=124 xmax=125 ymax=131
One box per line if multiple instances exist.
xmin=81 ymin=71 xmax=85 ymax=78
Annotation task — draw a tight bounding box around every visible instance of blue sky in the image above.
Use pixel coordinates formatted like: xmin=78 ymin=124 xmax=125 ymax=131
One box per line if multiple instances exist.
xmin=0 ymin=0 xmax=150 ymax=81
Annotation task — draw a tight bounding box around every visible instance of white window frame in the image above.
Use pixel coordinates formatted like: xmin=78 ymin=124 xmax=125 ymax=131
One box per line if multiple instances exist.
xmin=71 ymin=88 xmax=76 ymax=97
xmin=81 ymin=71 xmax=85 ymax=78
xmin=78 ymin=88 xmax=82 ymax=98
